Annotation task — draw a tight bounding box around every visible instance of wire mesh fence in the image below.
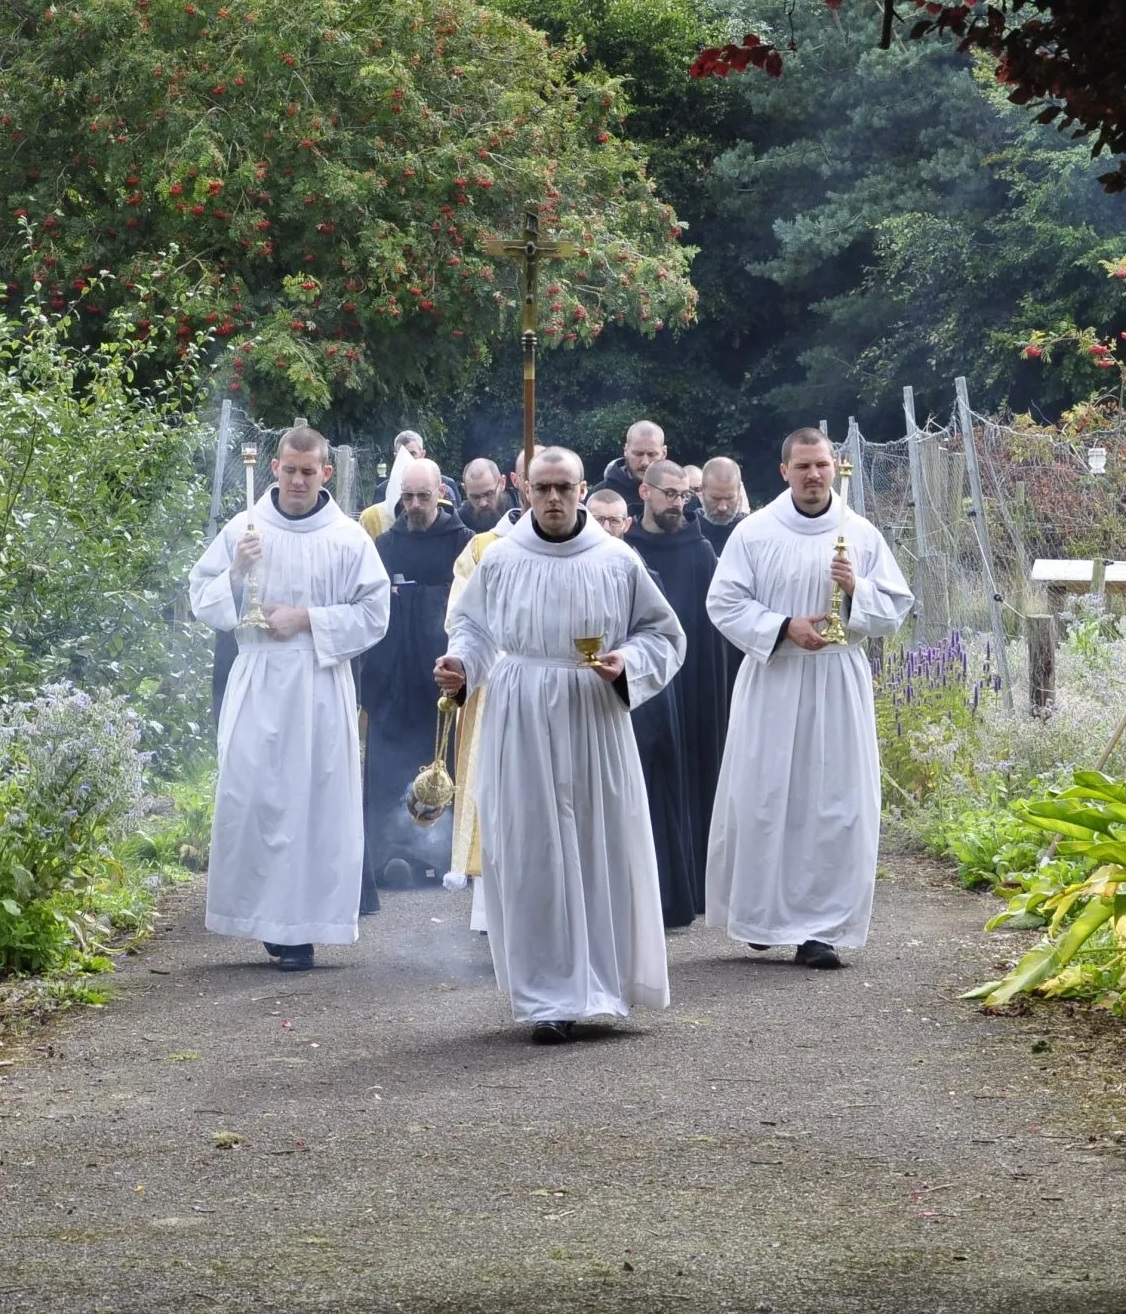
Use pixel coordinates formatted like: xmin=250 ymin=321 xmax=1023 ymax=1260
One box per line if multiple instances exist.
xmin=201 ymin=377 xmax=1126 ymax=707
xmin=844 ymin=381 xmax=1126 ymax=658
xmin=204 ymin=403 xmax=387 ymax=540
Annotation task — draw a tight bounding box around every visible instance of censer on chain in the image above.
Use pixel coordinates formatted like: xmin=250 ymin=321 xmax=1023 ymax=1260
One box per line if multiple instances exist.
xmin=406 ymin=695 xmax=458 ymax=826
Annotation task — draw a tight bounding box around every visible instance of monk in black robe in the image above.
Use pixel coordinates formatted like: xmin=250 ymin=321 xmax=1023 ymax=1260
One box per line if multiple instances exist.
xmin=359 ymin=460 xmax=472 ymax=911
xmin=588 ymin=490 xmax=696 ymax=928
xmin=697 ymin=457 xmax=749 ymax=703
xmin=626 ymin=461 xmax=728 ymax=914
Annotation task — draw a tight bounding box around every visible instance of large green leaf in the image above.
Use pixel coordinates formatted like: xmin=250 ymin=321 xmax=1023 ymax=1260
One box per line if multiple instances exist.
xmin=1015 ymin=803 xmax=1105 ymax=839
xmin=981 ymin=897 xmax=1114 ymax=1008
xmin=1070 ymin=772 xmax=1126 ymax=804
xmin=1017 ymin=799 xmax=1126 ymax=838
xmin=1056 ymin=839 xmax=1126 ymax=864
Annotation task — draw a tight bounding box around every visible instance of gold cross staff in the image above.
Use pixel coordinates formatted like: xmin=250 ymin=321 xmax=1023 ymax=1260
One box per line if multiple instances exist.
xmin=483 ymin=209 xmax=576 ymax=477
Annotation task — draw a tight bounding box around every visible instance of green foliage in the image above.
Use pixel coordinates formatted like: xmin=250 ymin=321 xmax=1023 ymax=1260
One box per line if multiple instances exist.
xmin=0 ymin=709 xmax=208 ymax=980
xmin=942 ymin=806 xmax=1045 ymax=891
xmin=122 ymin=765 xmax=215 ymax=875
xmin=965 ymin=772 xmax=1126 ymax=1012
xmin=0 ymin=287 xmax=213 ymax=771
xmin=495 ymin=0 xmax=1126 ymax=489
xmin=0 ymin=0 xmax=696 ymax=430
xmin=0 ymin=684 xmax=149 ymax=974
xmin=871 ymin=631 xmax=999 ymax=801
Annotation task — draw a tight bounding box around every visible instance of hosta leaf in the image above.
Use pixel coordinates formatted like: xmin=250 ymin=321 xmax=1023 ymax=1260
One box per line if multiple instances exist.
xmin=1113 ymin=890 xmax=1126 ymax=943
xmin=1042 ymin=803 xmax=1126 ymax=833
xmin=1070 ymin=772 xmax=1126 ymax=804
xmin=981 ymin=898 xmax=1114 ymax=1007
xmin=980 ymin=941 xmax=1059 ymax=1007
xmin=1056 ymin=840 xmax=1126 ymax=864
xmin=1039 ymin=964 xmax=1088 ymax=998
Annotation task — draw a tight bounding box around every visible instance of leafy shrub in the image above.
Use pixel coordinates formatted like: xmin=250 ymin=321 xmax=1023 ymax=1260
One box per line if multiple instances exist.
xmin=942 ymin=805 xmax=1046 ymax=891
xmin=0 ymin=285 xmax=214 ymax=775
xmin=966 ymin=771 xmax=1126 ymax=1013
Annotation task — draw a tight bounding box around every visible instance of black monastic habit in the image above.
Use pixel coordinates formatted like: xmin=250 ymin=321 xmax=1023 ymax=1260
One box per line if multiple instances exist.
xmin=699 ymin=512 xmax=748 ymax=703
xmin=626 ymin=512 xmax=728 ymax=913
xmin=632 ymin=567 xmax=697 ymax=928
xmin=359 ymin=509 xmax=472 ymax=911
xmin=698 ymin=512 xmax=746 ymax=557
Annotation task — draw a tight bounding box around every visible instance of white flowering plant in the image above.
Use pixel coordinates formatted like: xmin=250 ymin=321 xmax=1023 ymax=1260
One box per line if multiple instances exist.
xmin=0 ymin=683 xmax=148 ymax=974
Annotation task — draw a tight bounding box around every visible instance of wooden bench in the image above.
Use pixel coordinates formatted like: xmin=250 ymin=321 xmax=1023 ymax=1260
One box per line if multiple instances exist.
xmin=1031 ymin=559 xmax=1126 ymax=613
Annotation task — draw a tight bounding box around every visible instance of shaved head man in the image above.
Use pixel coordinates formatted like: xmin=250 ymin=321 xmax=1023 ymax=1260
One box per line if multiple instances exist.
xmin=461 ymin=457 xmax=507 ymax=532
xmin=587 ymin=419 xmax=668 ymax=512
xmin=697 ymin=456 xmax=748 ymax=556
xmin=436 ymin=443 xmax=685 ymax=1043
xmin=586 ymin=489 xmax=631 ymax=538
xmin=358 ymin=448 xmax=473 ymax=907
xmin=399 ymin=458 xmax=444 ymax=532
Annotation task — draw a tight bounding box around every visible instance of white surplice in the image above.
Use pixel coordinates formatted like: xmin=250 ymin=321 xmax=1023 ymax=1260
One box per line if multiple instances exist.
xmin=705 ymin=490 xmax=913 ymax=948
xmin=443 ymin=507 xmax=524 ymax=932
xmin=446 ymin=510 xmax=686 ymax=1022
xmin=189 ymin=489 xmax=391 ymax=945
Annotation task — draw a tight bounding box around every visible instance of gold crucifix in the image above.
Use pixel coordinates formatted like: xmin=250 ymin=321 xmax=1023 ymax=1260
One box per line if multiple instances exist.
xmin=484 ymin=209 xmax=576 ymax=477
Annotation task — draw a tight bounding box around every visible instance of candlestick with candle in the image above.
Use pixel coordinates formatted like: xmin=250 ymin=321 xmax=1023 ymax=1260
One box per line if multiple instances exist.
xmin=821 ymin=458 xmax=852 ymax=646
xmin=238 ymin=441 xmax=271 ymax=632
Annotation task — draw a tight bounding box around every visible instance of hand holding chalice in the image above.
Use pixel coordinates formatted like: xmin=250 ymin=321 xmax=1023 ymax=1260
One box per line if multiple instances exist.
xmin=575 ymin=636 xmax=608 ymax=670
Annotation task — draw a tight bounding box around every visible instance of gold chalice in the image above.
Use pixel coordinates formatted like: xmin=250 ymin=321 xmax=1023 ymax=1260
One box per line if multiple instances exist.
xmin=575 ymin=636 xmax=608 ymax=670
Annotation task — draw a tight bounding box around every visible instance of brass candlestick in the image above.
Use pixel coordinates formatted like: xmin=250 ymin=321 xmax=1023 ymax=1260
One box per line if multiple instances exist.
xmin=575 ymin=636 xmax=608 ymax=669
xmin=238 ymin=440 xmax=271 ymax=632
xmin=407 ymin=695 xmax=458 ymax=826
xmin=822 ymin=459 xmax=852 ymax=646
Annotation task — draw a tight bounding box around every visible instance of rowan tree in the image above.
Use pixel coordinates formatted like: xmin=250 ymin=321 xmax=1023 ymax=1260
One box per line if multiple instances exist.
xmin=0 ymin=0 xmax=696 ymax=427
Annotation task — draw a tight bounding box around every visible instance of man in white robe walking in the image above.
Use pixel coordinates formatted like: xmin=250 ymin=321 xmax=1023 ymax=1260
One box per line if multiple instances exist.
xmin=435 ymin=447 xmax=686 ymax=1043
xmin=706 ymin=427 xmax=913 ymax=969
xmin=190 ymin=426 xmax=390 ymax=971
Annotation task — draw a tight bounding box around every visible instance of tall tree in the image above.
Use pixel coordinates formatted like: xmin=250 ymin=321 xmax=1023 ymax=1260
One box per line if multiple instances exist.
xmin=693 ymin=0 xmax=1126 ymax=192
xmin=0 ymin=0 xmax=696 ymax=431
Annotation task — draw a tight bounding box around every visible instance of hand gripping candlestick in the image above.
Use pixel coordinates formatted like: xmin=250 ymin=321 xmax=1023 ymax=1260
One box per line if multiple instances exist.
xmin=821 ymin=458 xmax=853 ymax=646
xmin=238 ymin=441 xmax=271 ymax=632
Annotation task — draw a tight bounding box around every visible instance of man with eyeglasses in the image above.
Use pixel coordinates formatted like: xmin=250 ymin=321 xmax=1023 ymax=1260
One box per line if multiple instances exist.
xmin=588 ymin=419 xmax=668 ymax=513
xmin=588 ymin=490 xmax=696 ymax=929
xmin=458 ymin=457 xmax=508 ymax=533
xmin=435 ymin=448 xmax=685 ymax=1044
xmin=706 ymin=427 xmax=912 ymax=970
xmin=627 ymin=461 xmax=730 ymax=917
xmin=370 ymin=429 xmax=461 ymax=509
xmin=358 ymin=460 xmax=472 ymax=907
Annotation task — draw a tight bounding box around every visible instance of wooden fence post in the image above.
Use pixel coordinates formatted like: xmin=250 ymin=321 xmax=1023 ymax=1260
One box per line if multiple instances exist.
xmin=1027 ymin=614 xmax=1056 ymax=715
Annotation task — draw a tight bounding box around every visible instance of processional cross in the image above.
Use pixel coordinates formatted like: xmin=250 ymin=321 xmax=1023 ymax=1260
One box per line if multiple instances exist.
xmin=483 ymin=209 xmax=576 ymax=475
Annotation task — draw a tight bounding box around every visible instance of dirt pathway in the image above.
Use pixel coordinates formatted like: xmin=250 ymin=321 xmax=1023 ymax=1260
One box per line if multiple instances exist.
xmin=2 ymin=859 xmax=1125 ymax=1313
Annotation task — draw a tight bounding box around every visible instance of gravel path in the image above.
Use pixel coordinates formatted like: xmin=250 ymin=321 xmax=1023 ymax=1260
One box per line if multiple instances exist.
xmin=3 ymin=859 xmax=1125 ymax=1314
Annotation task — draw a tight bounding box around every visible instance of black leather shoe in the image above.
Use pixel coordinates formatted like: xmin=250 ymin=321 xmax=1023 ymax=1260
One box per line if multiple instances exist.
xmin=795 ymin=939 xmax=842 ymax=969
xmin=277 ymin=944 xmax=315 ymax=972
xmin=263 ymin=941 xmax=284 ymax=958
xmin=531 ymin=1020 xmax=574 ymax=1044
